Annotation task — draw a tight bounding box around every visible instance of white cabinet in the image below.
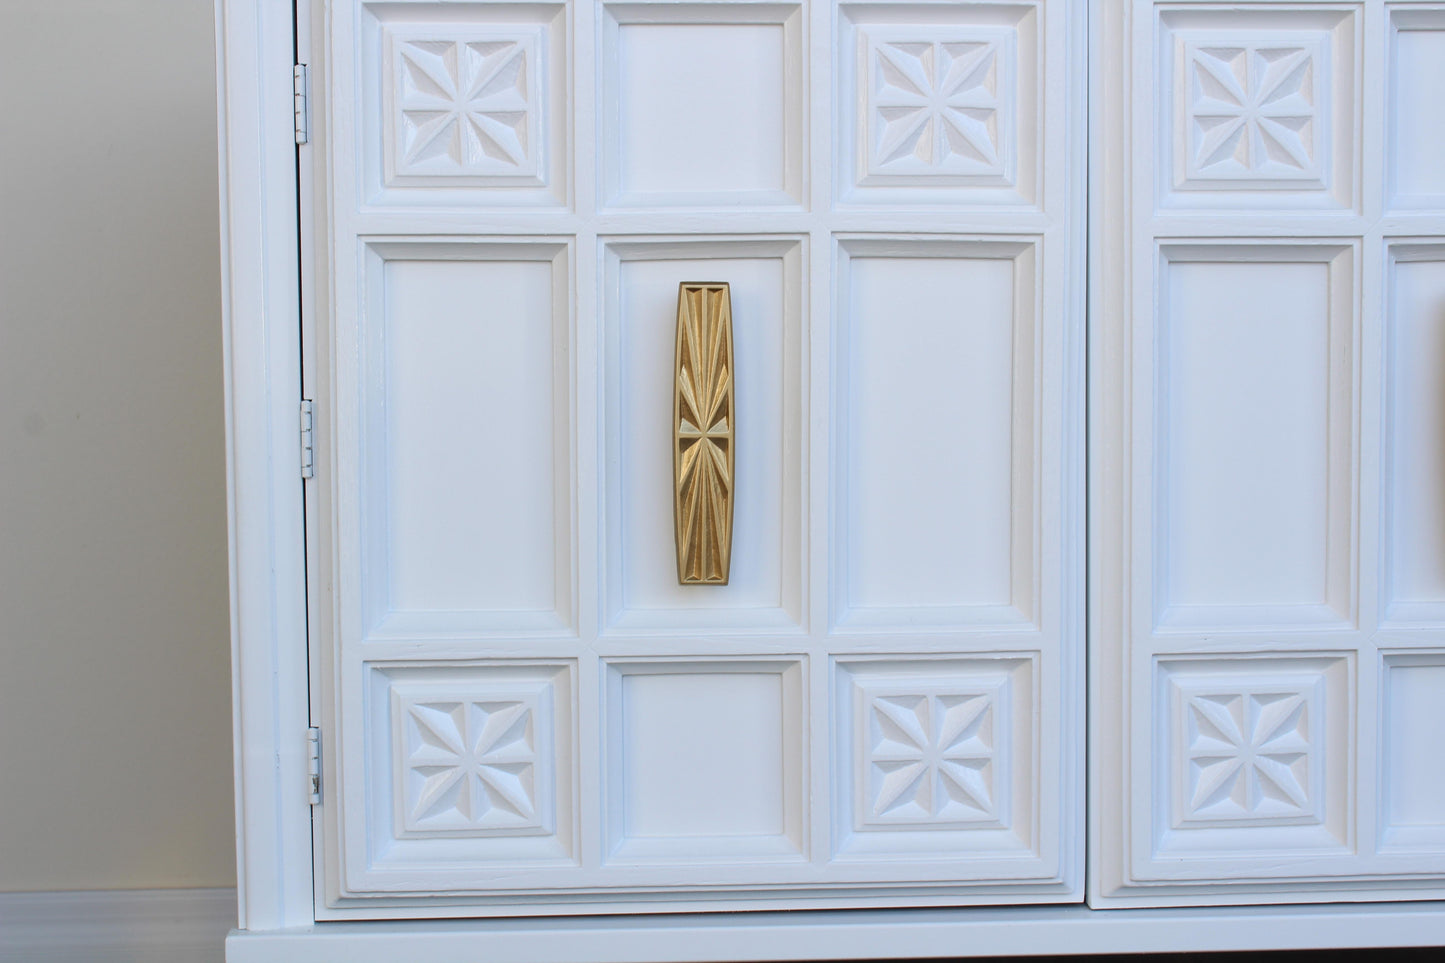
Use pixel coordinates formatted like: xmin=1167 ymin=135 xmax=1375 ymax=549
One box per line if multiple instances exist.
xmin=216 ymin=0 xmax=1445 ymax=954
xmin=306 ymin=0 xmax=1084 ymax=916
xmin=1090 ymin=0 xmax=1445 ymax=906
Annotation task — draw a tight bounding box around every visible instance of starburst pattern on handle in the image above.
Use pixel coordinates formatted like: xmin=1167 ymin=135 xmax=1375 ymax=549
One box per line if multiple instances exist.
xmin=674 ymin=283 xmax=734 ymax=585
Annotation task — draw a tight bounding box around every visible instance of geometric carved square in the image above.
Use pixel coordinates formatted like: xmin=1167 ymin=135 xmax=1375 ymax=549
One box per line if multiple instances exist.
xmin=386 ymin=31 xmax=544 ymax=182
xmin=1157 ymin=655 xmax=1351 ymax=847
xmin=388 ymin=670 xmax=560 ymax=840
xmin=1180 ymin=39 xmax=1325 ymax=186
xmin=362 ymin=2 xmax=567 ymax=205
xmin=833 ymin=656 xmax=1038 ymax=862
xmin=1176 ymin=684 xmax=1318 ymax=826
xmin=859 ymin=684 xmax=1002 ymax=828
xmin=396 ymin=688 xmax=546 ymax=835
xmin=860 ymin=27 xmax=1014 ymax=183
xmin=838 ymin=3 xmax=1037 ymax=206
xmin=1158 ymin=9 xmax=1356 ymax=210
xmin=351 ymin=661 xmax=577 ymax=893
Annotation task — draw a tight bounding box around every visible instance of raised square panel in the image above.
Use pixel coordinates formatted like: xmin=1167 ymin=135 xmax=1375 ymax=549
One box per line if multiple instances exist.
xmin=389 ymin=29 xmax=542 ymax=180
xmin=1153 ymin=243 xmax=1355 ymax=632
xmin=1380 ymin=652 xmax=1445 ymax=853
xmin=357 ymin=241 xmax=573 ymax=640
xmin=832 ymin=657 xmax=1036 ymax=861
xmin=602 ymin=659 xmax=806 ymax=862
xmin=1180 ymin=37 xmax=1325 ymax=185
xmin=360 ymin=1 xmax=568 ymax=207
xmin=601 ymin=3 xmax=804 ymax=207
xmin=352 ymin=661 xmax=576 ymax=892
xmin=394 ymin=681 xmax=552 ymax=836
xmin=601 ymin=239 xmax=804 ymax=634
xmin=1155 ymin=7 xmax=1356 ymax=210
xmin=833 ymin=238 xmax=1037 ymax=633
xmin=837 ymin=2 xmax=1038 ymax=206
xmin=1388 ymin=9 xmax=1445 ymax=210
xmin=861 ymin=27 xmax=1012 ymax=182
xmin=1383 ymin=246 xmax=1445 ymax=624
xmin=1148 ymin=655 xmax=1351 ymax=867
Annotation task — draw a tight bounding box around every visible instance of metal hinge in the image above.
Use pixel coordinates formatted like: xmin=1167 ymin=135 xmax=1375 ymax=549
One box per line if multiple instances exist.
xmin=307 ymin=727 xmax=322 ymax=805
xmin=293 ymin=63 xmax=309 ymax=145
xmin=300 ymin=399 xmax=315 ymax=479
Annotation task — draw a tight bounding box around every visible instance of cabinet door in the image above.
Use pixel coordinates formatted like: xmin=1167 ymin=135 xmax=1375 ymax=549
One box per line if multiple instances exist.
xmin=303 ymin=0 xmax=1084 ymax=917
xmin=1092 ymin=0 xmax=1445 ymax=905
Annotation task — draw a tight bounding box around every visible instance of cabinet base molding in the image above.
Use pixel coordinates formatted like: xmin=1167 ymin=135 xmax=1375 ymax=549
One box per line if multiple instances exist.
xmin=227 ymin=902 xmax=1445 ymax=962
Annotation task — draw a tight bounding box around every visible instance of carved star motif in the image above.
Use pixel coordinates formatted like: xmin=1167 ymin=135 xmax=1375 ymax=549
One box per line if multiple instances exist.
xmin=395 ymin=38 xmax=532 ymax=172
xmin=868 ymin=692 xmax=994 ymax=821
xmin=1189 ymin=45 xmax=1316 ymax=175
xmin=1186 ymin=691 xmax=1311 ymax=818
xmin=404 ymin=699 xmax=537 ymax=827
xmin=871 ymin=40 xmax=1000 ymax=170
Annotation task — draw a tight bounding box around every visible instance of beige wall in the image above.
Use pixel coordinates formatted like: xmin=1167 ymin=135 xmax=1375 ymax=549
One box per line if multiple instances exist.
xmin=0 ymin=0 xmax=236 ymax=891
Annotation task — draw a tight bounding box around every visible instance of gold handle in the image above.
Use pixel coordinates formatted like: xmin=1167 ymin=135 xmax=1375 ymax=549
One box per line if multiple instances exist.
xmin=674 ymin=282 xmax=734 ymax=585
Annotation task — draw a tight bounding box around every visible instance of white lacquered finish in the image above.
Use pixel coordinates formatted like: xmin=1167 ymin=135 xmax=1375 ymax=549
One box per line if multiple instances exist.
xmin=1090 ymin=0 xmax=1445 ymax=906
xmin=226 ymin=902 xmax=1445 ymax=962
xmin=302 ymin=0 xmax=1085 ymax=918
xmin=216 ymin=0 xmax=314 ymax=932
xmin=217 ymin=0 xmax=1445 ymax=952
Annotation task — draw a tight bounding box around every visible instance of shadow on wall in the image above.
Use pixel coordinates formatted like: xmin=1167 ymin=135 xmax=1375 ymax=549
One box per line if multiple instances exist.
xmin=0 ymin=0 xmax=236 ymax=891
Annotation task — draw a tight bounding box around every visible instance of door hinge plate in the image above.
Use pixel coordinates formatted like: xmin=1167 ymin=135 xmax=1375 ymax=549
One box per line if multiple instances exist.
xmin=293 ymin=63 xmax=309 ymax=145
xmin=307 ymin=727 xmax=322 ymax=805
xmin=300 ymin=399 xmax=315 ymax=479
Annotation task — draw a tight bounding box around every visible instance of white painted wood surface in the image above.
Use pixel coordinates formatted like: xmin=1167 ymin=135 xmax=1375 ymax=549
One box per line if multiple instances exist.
xmin=226 ymin=902 xmax=1445 ymax=961
xmin=217 ymin=0 xmax=1445 ymax=953
xmin=215 ymin=0 xmax=314 ymax=932
xmin=1089 ymin=0 xmax=1445 ymax=906
xmin=304 ymin=0 xmax=1084 ymax=916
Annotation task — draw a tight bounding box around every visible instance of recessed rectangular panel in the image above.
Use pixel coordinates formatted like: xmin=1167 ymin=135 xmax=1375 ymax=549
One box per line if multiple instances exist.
xmin=362 ymin=243 xmax=571 ymax=636
xmin=1389 ymin=11 xmax=1445 ymax=208
xmin=620 ymin=24 xmax=782 ymax=192
xmin=603 ymin=660 xmax=806 ymax=861
xmin=1156 ymin=246 xmax=1353 ymax=629
xmin=835 ymin=240 xmax=1035 ymax=631
xmin=1385 ymin=250 xmax=1445 ymax=620
xmin=625 ymin=672 xmax=781 ymax=836
xmin=602 ymin=240 xmax=803 ymax=633
xmin=1381 ymin=653 xmax=1445 ymax=850
xmin=602 ymin=4 xmax=803 ymax=206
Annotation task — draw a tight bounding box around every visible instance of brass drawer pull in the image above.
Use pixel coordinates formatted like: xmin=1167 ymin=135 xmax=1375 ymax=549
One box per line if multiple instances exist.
xmin=674 ymin=282 xmax=734 ymax=585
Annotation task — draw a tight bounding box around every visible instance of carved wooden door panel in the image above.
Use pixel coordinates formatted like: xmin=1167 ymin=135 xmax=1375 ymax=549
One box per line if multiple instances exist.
xmin=1091 ymin=0 xmax=1445 ymax=906
xmin=303 ymin=0 xmax=1084 ymax=916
